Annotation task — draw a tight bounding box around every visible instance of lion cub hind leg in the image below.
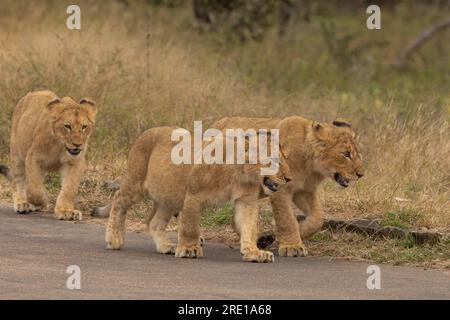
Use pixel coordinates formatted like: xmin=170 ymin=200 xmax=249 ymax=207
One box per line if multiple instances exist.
xmin=105 ymin=190 xmax=136 ymax=250
xmin=293 ymin=191 xmax=324 ymax=241
xmin=11 ymin=159 xmax=42 ymax=214
xmin=235 ymin=200 xmax=274 ymax=263
xmin=148 ymin=205 xmax=176 ymax=255
xmin=175 ymin=195 xmax=203 ymax=259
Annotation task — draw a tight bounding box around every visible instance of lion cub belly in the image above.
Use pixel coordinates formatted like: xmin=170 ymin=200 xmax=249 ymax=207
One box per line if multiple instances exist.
xmin=144 ymin=150 xmax=190 ymax=211
xmin=186 ymin=164 xmax=256 ymax=209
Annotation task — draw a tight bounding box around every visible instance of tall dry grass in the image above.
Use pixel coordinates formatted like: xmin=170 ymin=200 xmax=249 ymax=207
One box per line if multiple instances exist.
xmin=0 ymin=0 xmax=448 ymax=230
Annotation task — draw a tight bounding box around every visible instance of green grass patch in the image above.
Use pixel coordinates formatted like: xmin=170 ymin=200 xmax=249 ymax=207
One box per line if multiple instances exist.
xmin=259 ymin=208 xmax=273 ymax=225
xmin=311 ymin=230 xmax=333 ymax=242
xmin=201 ymin=203 xmax=234 ymax=227
xmin=381 ymin=209 xmax=424 ymax=229
xmin=44 ymin=173 xmax=61 ymax=195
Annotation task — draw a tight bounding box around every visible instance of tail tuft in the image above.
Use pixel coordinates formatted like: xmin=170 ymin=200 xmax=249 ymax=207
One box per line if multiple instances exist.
xmin=0 ymin=165 xmax=11 ymax=181
xmin=91 ymin=203 xmax=112 ymax=218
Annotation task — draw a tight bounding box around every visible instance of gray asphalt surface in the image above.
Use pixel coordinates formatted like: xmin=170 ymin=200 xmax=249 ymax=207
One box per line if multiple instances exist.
xmin=0 ymin=204 xmax=448 ymax=300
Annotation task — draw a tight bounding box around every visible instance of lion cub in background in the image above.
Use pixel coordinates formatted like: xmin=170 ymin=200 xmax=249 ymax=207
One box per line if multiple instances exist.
xmin=0 ymin=90 xmax=97 ymax=220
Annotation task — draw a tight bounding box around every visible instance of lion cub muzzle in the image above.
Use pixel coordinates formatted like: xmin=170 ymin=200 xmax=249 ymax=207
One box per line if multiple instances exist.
xmin=263 ymin=176 xmax=279 ymax=192
xmin=334 ymin=172 xmax=349 ymax=188
xmin=66 ymin=145 xmax=82 ymax=156
xmin=262 ymin=175 xmax=290 ymax=195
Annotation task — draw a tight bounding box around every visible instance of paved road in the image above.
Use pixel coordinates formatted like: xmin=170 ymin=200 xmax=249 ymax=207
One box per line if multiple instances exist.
xmin=0 ymin=204 xmax=448 ymax=300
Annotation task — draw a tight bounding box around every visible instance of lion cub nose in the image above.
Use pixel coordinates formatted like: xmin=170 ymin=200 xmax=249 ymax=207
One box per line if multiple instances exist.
xmin=73 ymin=143 xmax=82 ymax=148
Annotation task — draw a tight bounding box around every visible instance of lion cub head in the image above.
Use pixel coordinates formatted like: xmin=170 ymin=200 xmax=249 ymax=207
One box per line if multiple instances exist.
xmin=240 ymin=132 xmax=292 ymax=196
xmin=47 ymin=96 xmax=97 ymax=157
xmin=312 ymin=119 xmax=364 ymax=188
xmin=260 ymin=155 xmax=292 ymax=195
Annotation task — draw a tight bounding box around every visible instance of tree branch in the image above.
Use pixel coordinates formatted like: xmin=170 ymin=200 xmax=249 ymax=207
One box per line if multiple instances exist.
xmin=395 ymin=17 xmax=450 ymax=68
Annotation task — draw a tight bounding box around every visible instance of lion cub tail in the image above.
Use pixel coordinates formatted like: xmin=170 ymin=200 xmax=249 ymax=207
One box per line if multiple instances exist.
xmin=91 ymin=127 xmax=162 ymax=219
xmin=91 ymin=202 xmax=113 ymax=218
xmin=0 ymin=165 xmax=11 ymax=182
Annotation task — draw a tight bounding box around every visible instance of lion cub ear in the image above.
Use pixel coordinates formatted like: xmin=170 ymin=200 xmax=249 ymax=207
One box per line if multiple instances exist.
xmin=47 ymin=97 xmax=61 ymax=109
xmin=332 ymin=118 xmax=352 ymax=128
xmin=79 ymin=97 xmax=96 ymax=107
xmin=313 ymin=122 xmax=327 ymax=134
xmin=46 ymin=97 xmax=66 ymax=122
xmin=79 ymin=97 xmax=97 ymax=120
xmin=312 ymin=122 xmax=332 ymax=142
xmin=332 ymin=118 xmax=357 ymax=138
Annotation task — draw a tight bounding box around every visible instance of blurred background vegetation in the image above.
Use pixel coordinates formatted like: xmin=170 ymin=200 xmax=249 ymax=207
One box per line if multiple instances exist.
xmin=0 ymin=0 xmax=448 ymax=233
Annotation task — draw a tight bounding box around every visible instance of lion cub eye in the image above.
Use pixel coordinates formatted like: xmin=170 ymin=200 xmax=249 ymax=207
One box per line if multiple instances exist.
xmin=81 ymin=125 xmax=88 ymax=131
xmin=64 ymin=124 xmax=72 ymax=131
xmin=343 ymin=151 xmax=352 ymax=159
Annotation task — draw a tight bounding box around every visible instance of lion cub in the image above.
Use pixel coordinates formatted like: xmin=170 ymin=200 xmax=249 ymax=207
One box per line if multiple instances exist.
xmin=0 ymin=90 xmax=97 ymax=220
xmin=103 ymin=126 xmax=291 ymax=263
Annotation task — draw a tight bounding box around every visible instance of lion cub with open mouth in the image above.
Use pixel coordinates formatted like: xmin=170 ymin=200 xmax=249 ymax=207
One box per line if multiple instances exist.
xmin=0 ymin=90 xmax=96 ymax=220
xmin=102 ymin=126 xmax=291 ymax=263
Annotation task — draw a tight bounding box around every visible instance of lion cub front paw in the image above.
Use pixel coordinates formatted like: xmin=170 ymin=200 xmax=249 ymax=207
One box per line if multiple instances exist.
xmin=14 ymin=200 xmax=40 ymax=214
xmin=242 ymin=248 xmax=275 ymax=263
xmin=278 ymin=243 xmax=308 ymax=257
xmin=175 ymin=244 xmax=203 ymax=259
xmin=55 ymin=209 xmax=82 ymax=221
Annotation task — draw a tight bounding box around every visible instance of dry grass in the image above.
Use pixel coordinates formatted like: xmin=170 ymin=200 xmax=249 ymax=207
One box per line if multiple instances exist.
xmin=0 ymin=1 xmax=449 ymax=254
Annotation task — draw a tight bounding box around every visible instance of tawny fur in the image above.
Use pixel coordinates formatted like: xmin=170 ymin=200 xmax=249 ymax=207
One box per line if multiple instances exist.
xmin=4 ymin=90 xmax=97 ymax=220
xmin=102 ymin=127 xmax=290 ymax=263
xmin=96 ymin=116 xmax=364 ymax=259
xmin=212 ymin=116 xmax=364 ymax=256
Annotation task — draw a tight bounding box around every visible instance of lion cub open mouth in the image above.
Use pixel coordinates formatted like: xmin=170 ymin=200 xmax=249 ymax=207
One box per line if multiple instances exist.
xmin=334 ymin=172 xmax=349 ymax=188
xmin=66 ymin=148 xmax=82 ymax=156
xmin=263 ymin=176 xmax=278 ymax=193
